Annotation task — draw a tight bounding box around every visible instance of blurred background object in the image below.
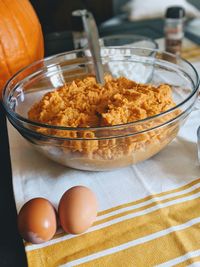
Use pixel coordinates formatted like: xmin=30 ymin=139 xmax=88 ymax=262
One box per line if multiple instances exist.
xmin=29 ymin=0 xmax=200 ymax=56
xmin=164 ymin=6 xmax=185 ymax=55
xmin=123 ymin=0 xmax=200 ymax=21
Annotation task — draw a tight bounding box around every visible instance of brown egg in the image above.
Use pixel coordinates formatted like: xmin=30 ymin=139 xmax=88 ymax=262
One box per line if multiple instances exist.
xmin=18 ymin=198 xmax=57 ymax=244
xmin=58 ymin=186 xmax=98 ymax=234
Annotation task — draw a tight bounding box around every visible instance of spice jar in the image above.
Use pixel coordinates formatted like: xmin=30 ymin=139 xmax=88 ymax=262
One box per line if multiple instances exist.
xmin=164 ymin=6 xmax=185 ymax=55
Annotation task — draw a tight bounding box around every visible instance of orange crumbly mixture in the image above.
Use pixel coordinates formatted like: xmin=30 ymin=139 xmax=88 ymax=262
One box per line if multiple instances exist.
xmin=29 ymin=75 xmax=175 ymax=127
xmin=28 ymin=75 xmax=178 ymax=161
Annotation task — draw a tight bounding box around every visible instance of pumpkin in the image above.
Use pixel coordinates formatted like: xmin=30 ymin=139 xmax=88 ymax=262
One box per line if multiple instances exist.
xmin=0 ymin=0 xmax=44 ymax=96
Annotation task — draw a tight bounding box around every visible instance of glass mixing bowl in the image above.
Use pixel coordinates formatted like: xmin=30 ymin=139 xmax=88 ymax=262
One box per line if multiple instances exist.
xmin=3 ymin=47 xmax=199 ymax=171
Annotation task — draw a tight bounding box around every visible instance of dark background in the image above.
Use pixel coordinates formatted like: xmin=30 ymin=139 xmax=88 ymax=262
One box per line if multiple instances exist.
xmin=30 ymin=0 xmax=114 ymax=33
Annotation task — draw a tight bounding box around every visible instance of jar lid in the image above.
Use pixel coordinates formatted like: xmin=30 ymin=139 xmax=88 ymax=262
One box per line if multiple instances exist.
xmin=165 ymin=6 xmax=185 ymax=18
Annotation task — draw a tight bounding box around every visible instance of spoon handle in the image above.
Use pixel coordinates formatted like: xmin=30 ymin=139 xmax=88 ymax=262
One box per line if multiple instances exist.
xmin=72 ymin=10 xmax=104 ymax=84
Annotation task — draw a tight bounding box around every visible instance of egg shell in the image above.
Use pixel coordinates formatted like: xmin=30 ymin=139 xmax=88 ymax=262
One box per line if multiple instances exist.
xmin=58 ymin=186 xmax=98 ymax=234
xmin=18 ymin=198 xmax=57 ymax=244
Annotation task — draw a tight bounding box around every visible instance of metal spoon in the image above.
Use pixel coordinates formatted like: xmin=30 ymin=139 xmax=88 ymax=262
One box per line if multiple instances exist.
xmin=72 ymin=9 xmax=104 ymax=84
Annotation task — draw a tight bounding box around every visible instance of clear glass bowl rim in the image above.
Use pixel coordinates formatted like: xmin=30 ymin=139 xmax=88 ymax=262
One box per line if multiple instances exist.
xmin=100 ymin=34 xmax=159 ymax=49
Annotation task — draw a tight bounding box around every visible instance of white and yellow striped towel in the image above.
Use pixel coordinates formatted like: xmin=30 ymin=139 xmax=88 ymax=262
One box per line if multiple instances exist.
xmin=7 ymin=50 xmax=200 ymax=267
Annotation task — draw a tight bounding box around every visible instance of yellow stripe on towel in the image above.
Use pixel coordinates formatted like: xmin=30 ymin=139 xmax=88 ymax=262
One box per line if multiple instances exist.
xmin=174 ymin=256 xmax=200 ymax=267
xmin=98 ymin=178 xmax=200 ymax=217
xmin=74 ymin=218 xmax=200 ymax=267
xmin=181 ymin=46 xmax=200 ymax=62
xmin=157 ymin=250 xmax=200 ymax=267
